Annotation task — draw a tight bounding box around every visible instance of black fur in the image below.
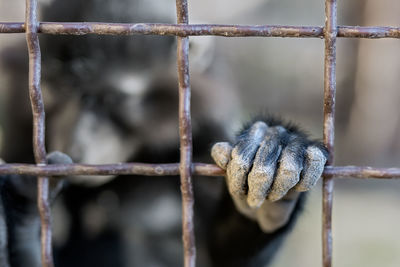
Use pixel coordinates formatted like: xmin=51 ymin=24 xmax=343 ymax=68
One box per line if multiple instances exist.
xmin=240 ymin=114 xmax=328 ymax=159
xmin=207 ymin=189 xmax=306 ymax=267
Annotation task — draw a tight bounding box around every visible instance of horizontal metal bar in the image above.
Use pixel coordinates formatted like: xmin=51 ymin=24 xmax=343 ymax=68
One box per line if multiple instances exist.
xmin=0 ymin=163 xmax=399 ymax=179
xmin=1 ymin=22 xmax=400 ymax=38
xmin=0 ymin=22 xmax=24 ymax=33
xmin=0 ymin=162 xmax=222 ymax=177
xmin=323 ymin=166 xmax=400 ymax=179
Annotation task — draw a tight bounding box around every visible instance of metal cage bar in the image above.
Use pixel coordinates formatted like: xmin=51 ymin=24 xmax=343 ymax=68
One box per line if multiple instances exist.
xmin=3 ymin=23 xmax=400 ymax=39
xmin=0 ymin=1 xmax=399 ymax=267
xmin=322 ymin=0 xmax=337 ymax=266
xmin=175 ymin=1 xmax=196 ymax=267
xmin=0 ymin=163 xmax=399 ymax=178
xmin=25 ymin=0 xmax=53 ymax=266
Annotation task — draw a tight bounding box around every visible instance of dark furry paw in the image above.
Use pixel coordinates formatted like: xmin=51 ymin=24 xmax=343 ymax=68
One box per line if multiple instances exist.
xmin=212 ymin=120 xmax=327 ymax=208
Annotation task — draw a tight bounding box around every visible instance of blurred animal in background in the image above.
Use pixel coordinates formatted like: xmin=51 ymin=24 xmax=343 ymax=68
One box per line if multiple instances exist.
xmin=0 ymin=0 xmax=327 ymax=266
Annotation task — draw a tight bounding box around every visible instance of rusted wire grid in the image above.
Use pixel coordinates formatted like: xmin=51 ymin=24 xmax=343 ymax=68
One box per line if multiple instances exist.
xmin=3 ymin=22 xmax=400 ymax=38
xmin=25 ymin=0 xmax=53 ymax=267
xmin=323 ymin=0 xmax=337 ymax=267
xmin=1 ymin=2 xmax=400 ymax=267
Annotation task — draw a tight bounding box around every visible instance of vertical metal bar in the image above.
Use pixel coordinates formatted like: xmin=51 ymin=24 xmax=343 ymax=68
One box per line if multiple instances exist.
xmin=175 ymin=1 xmax=196 ymax=267
xmin=25 ymin=0 xmax=53 ymax=267
xmin=323 ymin=0 xmax=337 ymax=267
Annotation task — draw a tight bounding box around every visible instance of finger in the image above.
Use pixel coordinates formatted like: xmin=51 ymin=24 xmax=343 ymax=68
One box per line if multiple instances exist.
xmin=267 ymin=137 xmax=306 ymax=202
xmin=294 ymin=145 xmax=327 ymax=192
xmin=211 ymin=142 xmax=233 ymax=170
xmin=46 ymin=151 xmax=73 ymax=199
xmin=231 ymin=196 xmax=258 ymax=220
xmin=247 ymin=127 xmax=284 ymax=208
xmin=47 ymin=151 xmax=73 ymax=165
xmin=227 ymin=121 xmax=268 ymax=198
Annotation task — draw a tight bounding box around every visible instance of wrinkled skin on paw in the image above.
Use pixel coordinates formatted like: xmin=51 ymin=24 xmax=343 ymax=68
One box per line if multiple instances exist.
xmin=211 ymin=121 xmax=327 ymax=232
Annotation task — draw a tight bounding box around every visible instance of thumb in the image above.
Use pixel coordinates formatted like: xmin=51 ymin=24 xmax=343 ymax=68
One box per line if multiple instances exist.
xmin=211 ymin=142 xmax=233 ymax=170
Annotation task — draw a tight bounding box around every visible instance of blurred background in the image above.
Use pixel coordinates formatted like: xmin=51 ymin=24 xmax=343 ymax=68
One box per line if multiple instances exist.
xmin=1 ymin=0 xmax=400 ymax=266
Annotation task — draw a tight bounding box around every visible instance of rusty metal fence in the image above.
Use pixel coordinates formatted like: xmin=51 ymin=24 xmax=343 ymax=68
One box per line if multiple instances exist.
xmin=1 ymin=0 xmax=400 ymax=267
